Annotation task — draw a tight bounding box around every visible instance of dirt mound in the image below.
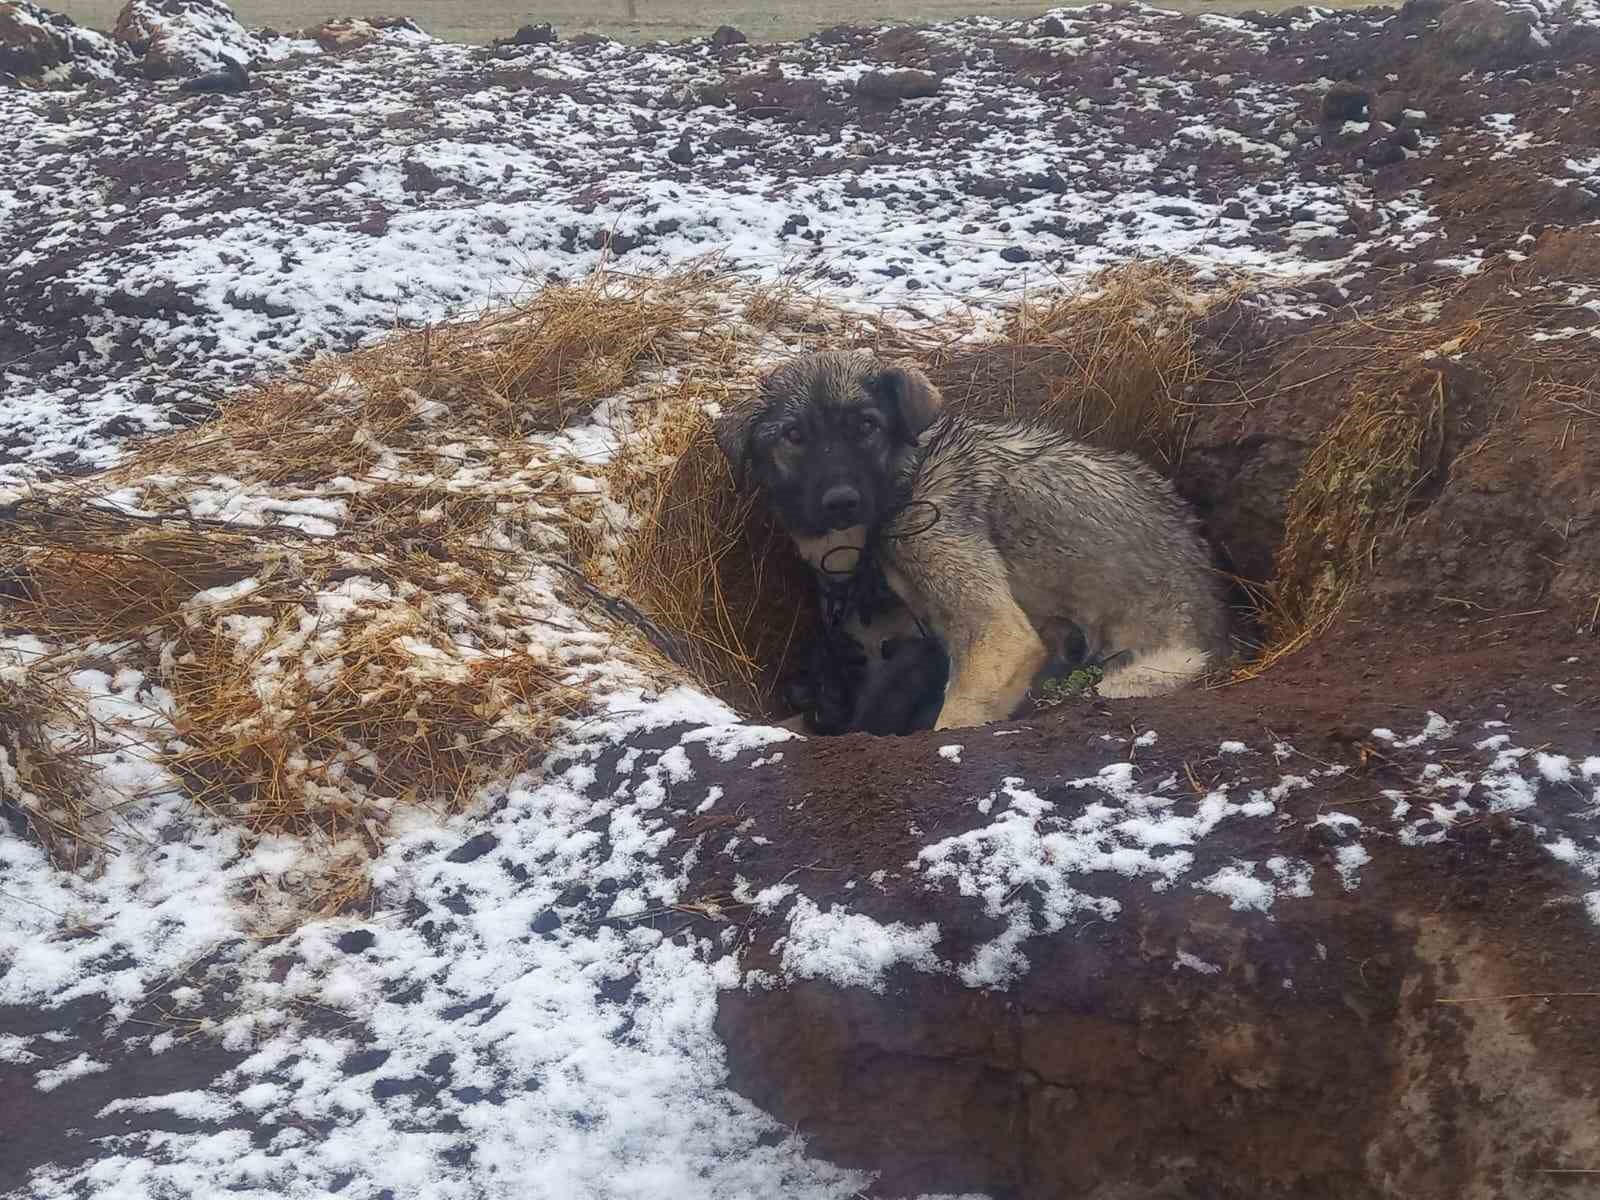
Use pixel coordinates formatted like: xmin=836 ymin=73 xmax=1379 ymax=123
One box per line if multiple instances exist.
xmin=0 ymin=1 xmax=126 ymax=83
xmin=689 ymin=612 xmax=1599 ymax=1197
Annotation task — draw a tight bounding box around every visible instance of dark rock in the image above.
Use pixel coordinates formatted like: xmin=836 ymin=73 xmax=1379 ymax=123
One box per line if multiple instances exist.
xmin=1549 ymin=184 xmax=1599 ymax=218
xmin=400 ymin=158 xmax=444 ymax=193
xmin=1036 ymin=14 xmax=1068 ymax=37
xmin=1322 ymin=81 xmax=1371 ymax=123
xmin=176 ymin=55 xmax=247 ymax=93
xmin=1433 ymin=0 xmax=1541 ymax=67
xmin=1400 ymin=0 xmax=1453 ymax=20
xmin=999 ymin=246 xmax=1033 ymax=264
xmin=709 ymin=24 xmax=746 ymax=48
xmin=444 ymin=831 xmax=498 ymax=863
xmin=531 ymin=909 xmax=562 ymax=935
xmin=335 ymin=929 xmax=376 ymax=954
xmin=855 ymin=68 xmax=941 ymax=103
xmin=1391 ymin=126 xmax=1422 ymax=150
xmin=342 ymin=1048 xmax=390 ymax=1075
xmin=666 ymin=132 xmax=694 ymax=166
xmin=1222 ymin=200 xmax=1248 ymax=220
xmin=372 ymin=1075 xmax=429 ymax=1100
xmin=0 ymin=1 xmax=127 ymax=84
xmin=497 ymin=21 xmax=556 ymax=47
xmin=1363 ymin=141 xmax=1408 ymax=167
xmin=1020 ymin=169 xmax=1070 ymax=195
xmin=424 ymin=1052 xmax=454 ymax=1078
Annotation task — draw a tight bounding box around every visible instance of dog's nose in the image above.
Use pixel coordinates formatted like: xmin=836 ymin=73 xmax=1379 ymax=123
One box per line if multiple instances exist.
xmin=820 ymin=485 xmax=861 ymax=524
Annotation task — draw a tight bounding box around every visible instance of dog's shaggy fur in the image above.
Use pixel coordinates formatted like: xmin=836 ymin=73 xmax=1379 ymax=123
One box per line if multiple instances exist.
xmin=720 ymin=349 xmax=1230 ymax=730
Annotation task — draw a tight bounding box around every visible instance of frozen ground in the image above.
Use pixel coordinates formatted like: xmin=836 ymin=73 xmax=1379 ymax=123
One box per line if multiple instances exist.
xmin=4 ymin=1 xmax=1600 ymax=1196
xmin=15 ymin=0 xmax=1598 ymax=479
xmin=4 ymin=630 xmax=1599 ymax=1197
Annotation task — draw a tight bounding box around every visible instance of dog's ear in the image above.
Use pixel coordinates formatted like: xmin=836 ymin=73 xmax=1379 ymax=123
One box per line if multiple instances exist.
xmin=712 ymin=399 xmax=760 ymax=485
xmin=874 ymin=364 xmax=943 ymax=441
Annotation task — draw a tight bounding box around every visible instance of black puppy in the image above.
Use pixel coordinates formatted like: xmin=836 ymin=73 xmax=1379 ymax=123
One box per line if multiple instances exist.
xmin=780 ymin=557 xmax=951 ymax=737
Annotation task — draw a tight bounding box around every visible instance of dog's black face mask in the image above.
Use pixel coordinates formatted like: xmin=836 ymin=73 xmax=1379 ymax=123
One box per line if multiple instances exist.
xmin=723 ymin=350 xmax=944 ymax=539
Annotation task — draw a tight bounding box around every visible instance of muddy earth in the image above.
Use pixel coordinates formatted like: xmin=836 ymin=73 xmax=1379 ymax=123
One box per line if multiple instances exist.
xmin=2 ymin=0 xmax=1599 ymax=1197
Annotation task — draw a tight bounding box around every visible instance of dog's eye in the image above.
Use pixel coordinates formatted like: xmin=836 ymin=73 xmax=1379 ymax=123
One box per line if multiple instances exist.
xmin=782 ymin=425 xmax=805 ymax=445
xmin=857 ymin=414 xmax=882 ymax=435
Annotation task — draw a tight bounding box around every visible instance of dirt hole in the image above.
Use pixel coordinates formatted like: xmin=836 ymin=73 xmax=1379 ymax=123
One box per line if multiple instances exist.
xmin=595 ymin=263 xmax=1283 ymax=728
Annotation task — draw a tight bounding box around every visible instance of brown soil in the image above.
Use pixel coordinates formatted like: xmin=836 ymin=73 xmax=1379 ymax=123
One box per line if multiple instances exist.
xmin=689 ymin=612 xmax=1599 ymax=1197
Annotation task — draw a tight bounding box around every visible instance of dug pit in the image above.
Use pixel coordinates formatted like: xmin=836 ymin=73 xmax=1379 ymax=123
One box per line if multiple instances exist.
xmin=602 ymin=258 xmax=1600 ymax=1197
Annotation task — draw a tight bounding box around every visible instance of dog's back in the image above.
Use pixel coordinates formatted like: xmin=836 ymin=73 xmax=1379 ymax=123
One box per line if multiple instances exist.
xmin=888 ymin=416 xmax=1230 ymax=697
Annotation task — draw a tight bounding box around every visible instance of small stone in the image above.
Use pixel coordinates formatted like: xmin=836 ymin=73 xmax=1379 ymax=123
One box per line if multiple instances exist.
xmin=709 ymin=24 xmax=746 ymax=48
xmin=342 ymin=1048 xmax=390 ymax=1076
xmin=999 ymin=246 xmax=1033 ymax=263
xmin=176 ymin=56 xmax=248 ymax=93
xmin=335 ymin=929 xmax=376 ymax=954
xmin=1036 ymin=14 xmax=1068 ymax=37
xmin=1364 ymin=141 xmax=1408 ymax=167
xmin=400 ymin=158 xmax=445 ymax=195
xmin=667 ymin=132 xmax=694 ymax=166
xmin=444 ymin=832 xmax=498 ymax=863
xmin=532 ymin=910 xmax=562 ymax=935
xmin=855 ymin=69 xmax=941 ymax=103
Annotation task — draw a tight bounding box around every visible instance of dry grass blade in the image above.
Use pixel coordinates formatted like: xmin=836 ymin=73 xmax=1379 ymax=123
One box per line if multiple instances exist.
xmin=0 ymin=677 xmax=101 ymax=869
xmin=1265 ymin=331 xmax=1457 ymax=651
xmin=595 ymin=382 xmax=814 ymax=714
xmin=117 ymin=265 xmax=728 ymax=485
xmin=924 ymin=260 xmax=1240 ymax=464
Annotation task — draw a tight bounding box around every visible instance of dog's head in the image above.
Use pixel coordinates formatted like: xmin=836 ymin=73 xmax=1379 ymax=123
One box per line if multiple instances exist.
xmin=715 ymin=350 xmax=943 ymax=538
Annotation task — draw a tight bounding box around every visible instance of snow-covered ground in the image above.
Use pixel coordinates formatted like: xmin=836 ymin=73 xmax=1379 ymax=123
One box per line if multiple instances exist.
xmin=5 ymin=2 xmax=1600 ymax=1196
xmin=5 ymin=629 xmax=1599 ymax=1197
xmin=0 ymin=1 xmax=1490 ymax=480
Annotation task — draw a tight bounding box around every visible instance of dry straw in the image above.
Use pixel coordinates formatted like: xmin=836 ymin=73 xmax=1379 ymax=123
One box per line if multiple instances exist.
xmin=596 ymin=260 xmax=1235 ymax=709
xmin=875 ymin=260 xmax=1245 ymax=474
xmin=1 ymin=261 xmax=1241 ymax=889
xmin=0 ymin=677 xmax=98 ymax=870
xmin=1243 ymin=312 xmax=1474 ymax=676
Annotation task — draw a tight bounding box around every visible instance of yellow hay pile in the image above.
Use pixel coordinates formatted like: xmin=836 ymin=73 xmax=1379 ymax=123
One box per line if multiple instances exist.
xmin=127 ymin=270 xmax=712 ymax=485
xmin=0 ymin=261 xmax=1240 ymax=900
xmin=924 ymin=261 xmax=1237 ymax=464
xmin=1248 ymin=310 xmax=1478 ymax=674
xmin=0 ymin=676 xmax=96 ymax=869
xmin=0 ymin=501 xmax=580 ymax=840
